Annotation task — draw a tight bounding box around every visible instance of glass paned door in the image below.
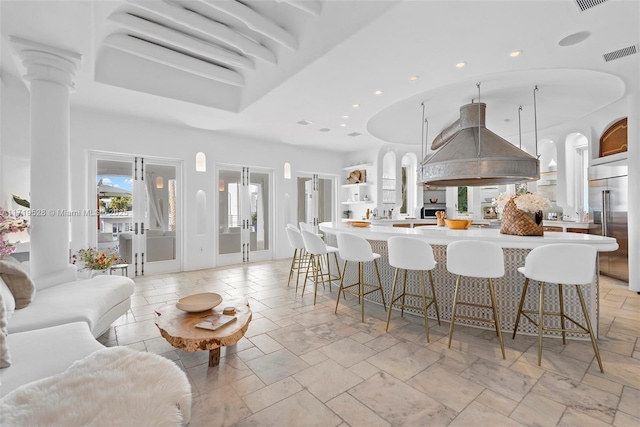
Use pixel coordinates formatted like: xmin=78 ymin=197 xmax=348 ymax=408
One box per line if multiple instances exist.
xmin=217 ymin=166 xmax=272 ymax=264
xmin=93 ymin=154 xmax=181 ymax=276
xmin=143 ymin=161 xmax=179 ymax=274
xmin=298 ymin=174 xmax=334 ymax=227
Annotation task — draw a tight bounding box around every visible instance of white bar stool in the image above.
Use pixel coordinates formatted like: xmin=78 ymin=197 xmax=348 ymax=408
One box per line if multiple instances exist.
xmin=447 ymin=240 xmax=506 ymax=359
xmin=335 ymin=233 xmax=387 ymax=322
xmin=385 ymin=237 xmax=440 ymax=341
xmin=285 ymin=226 xmax=308 ymax=292
xmin=300 ymin=230 xmax=341 ymax=305
xmin=513 ymin=243 xmax=604 ymax=373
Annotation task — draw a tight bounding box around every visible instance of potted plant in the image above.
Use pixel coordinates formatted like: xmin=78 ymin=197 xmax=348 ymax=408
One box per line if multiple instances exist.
xmin=343 ymin=210 xmax=352 ymax=219
xmin=72 ymin=247 xmax=124 ymax=278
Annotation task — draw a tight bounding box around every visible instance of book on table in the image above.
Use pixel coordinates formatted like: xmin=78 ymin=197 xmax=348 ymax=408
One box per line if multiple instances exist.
xmin=195 ymin=314 xmax=237 ymax=331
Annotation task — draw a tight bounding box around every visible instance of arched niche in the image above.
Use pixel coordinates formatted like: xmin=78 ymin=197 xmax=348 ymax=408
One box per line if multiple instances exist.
xmin=195 ymin=152 xmax=206 ymax=172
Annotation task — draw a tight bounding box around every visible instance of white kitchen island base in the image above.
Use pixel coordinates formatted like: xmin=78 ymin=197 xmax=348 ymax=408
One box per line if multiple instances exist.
xmin=321 ymin=223 xmax=619 ymax=339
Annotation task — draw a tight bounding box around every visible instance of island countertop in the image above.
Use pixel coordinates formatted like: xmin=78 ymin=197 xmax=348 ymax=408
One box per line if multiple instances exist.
xmin=320 ymin=222 xmax=618 ymax=252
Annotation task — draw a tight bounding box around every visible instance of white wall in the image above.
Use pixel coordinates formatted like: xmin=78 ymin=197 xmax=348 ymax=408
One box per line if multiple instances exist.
xmin=68 ymin=110 xmax=345 ymax=270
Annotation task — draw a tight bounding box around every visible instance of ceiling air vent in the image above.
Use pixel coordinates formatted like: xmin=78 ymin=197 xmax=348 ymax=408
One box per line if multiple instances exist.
xmin=574 ymin=0 xmax=608 ymax=12
xmin=296 ymin=120 xmax=313 ymax=126
xmin=603 ymin=44 xmax=638 ymax=62
xmin=347 ymin=132 xmax=361 ymax=137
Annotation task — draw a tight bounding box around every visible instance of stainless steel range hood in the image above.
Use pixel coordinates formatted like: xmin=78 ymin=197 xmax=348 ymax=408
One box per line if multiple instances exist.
xmin=419 ymin=102 xmax=540 ymax=187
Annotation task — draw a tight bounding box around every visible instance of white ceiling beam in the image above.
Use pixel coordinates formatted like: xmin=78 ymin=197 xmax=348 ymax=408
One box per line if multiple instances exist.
xmin=190 ymin=0 xmax=298 ymax=51
xmin=109 ymin=12 xmax=255 ymax=70
xmin=126 ymin=0 xmax=276 ymax=64
xmin=103 ymin=33 xmax=245 ymax=87
xmin=275 ymin=0 xmax=322 ymax=17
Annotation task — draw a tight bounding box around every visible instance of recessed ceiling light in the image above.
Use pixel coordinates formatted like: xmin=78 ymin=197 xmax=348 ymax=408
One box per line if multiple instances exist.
xmin=340 ymin=123 xmax=346 ymax=127
xmin=455 ymin=62 xmax=466 ymax=68
xmin=347 ymin=132 xmax=361 ymax=137
xmin=342 ymin=115 xmax=349 ymax=119
xmin=296 ymin=120 xmax=312 ymax=126
xmin=509 ymin=50 xmax=522 ymax=57
xmin=409 ymin=75 xmax=419 ymax=81
xmin=352 ymin=103 xmax=360 ymax=108
xmin=374 ymin=90 xmax=383 ymax=95
xmin=319 ymin=128 xmax=330 ymax=132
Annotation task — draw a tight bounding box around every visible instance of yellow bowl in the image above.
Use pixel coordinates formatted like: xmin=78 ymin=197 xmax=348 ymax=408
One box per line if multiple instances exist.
xmin=445 ymin=219 xmax=473 ymax=230
xmin=348 ymin=221 xmax=371 ymax=228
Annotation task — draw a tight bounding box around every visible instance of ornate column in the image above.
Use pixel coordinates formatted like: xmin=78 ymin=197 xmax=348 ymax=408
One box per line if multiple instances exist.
xmin=9 ymin=36 xmax=81 ymax=279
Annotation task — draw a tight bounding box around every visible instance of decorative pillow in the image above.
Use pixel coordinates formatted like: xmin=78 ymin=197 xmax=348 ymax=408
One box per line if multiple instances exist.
xmin=0 ymin=256 xmax=35 ymax=309
xmin=0 ymin=280 xmax=16 ymax=319
xmin=0 ymin=289 xmax=11 ymax=368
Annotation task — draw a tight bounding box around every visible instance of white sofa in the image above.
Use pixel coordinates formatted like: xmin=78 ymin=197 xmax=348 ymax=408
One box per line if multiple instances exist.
xmin=7 ymin=265 xmax=134 ymax=337
xmin=0 ymin=265 xmax=192 ymax=424
xmin=0 ymin=265 xmax=134 ymax=395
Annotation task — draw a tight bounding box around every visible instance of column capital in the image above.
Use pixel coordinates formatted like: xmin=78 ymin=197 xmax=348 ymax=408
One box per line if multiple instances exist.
xmin=9 ymin=36 xmax=82 ymax=90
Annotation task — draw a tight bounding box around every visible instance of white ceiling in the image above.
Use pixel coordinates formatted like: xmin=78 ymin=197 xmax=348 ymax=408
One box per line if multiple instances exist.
xmin=1 ymin=0 xmax=638 ymax=155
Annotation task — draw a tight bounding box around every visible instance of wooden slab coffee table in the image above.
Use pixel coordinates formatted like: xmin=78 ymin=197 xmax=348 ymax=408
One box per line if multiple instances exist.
xmin=155 ymin=296 xmax=252 ymax=367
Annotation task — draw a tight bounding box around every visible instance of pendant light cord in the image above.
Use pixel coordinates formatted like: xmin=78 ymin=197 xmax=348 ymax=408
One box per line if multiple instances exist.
xmin=421 ymin=102 xmax=426 ymax=163
xmin=477 ymin=82 xmax=482 ymax=158
xmin=518 ymin=105 xmax=523 ymax=150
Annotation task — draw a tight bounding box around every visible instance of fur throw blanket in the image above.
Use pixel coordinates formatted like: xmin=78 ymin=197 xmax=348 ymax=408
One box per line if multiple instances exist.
xmin=0 ymin=347 xmax=192 ymax=426
xmin=0 ymin=256 xmax=35 ymax=309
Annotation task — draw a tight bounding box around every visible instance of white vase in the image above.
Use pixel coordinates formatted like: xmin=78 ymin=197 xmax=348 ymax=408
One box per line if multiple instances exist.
xmin=89 ymin=269 xmax=108 ymax=278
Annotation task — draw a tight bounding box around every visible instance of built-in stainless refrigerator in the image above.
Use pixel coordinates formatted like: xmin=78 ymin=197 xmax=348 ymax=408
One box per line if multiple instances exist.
xmin=588 ymin=163 xmax=628 ymax=282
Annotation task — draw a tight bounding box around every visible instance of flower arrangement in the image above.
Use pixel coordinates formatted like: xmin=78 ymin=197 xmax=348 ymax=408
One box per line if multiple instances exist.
xmin=493 ymin=192 xmax=551 ymax=214
xmin=0 ymin=207 xmax=29 ymax=258
xmin=72 ymin=247 xmax=124 ymax=271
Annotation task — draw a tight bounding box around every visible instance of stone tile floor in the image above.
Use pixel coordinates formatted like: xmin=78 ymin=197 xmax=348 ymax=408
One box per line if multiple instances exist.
xmin=99 ymin=260 xmax=640 ymax=426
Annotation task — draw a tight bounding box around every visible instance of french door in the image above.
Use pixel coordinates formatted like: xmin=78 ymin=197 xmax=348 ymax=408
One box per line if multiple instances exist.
xmin=217 ymin=165 xmax=272 ymax=265
xmin=297 ymin=174 xmax=335 ymax=228
xmin=91 ymin=153 xmax=182 ymax=276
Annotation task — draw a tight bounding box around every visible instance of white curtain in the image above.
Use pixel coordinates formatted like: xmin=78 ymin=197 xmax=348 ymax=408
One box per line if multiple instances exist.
xmin=146 ymin=172 xmax=167 ymax=233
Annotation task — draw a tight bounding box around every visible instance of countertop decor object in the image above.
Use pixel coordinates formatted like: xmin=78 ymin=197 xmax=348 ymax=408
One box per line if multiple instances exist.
xmin=429 ymin=198 xmax=438 ymax=203
xmin=445 ymin=219 xmax=473 ymax=229
xmin=348 ymin=221 xmax=371 ymax=228
xmin=176 ymin=293 xmax=223 ymax=312
xmin=500 ymin=197 xmax=544 ymax=236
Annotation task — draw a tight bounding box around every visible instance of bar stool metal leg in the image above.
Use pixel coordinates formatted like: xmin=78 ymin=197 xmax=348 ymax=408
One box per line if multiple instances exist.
xmin=576 ymin=284 xmax=604 ymax=373
xmin=385 ymin=267 xmax=401 ymax=332
xmin=488 ymin=278 xmax=506 ymax=359
xmin=420 ymin=270 xmax=430 ymax=342
xmin=335 ymin=260 xmax=348 ymax=313
xmin=428 ymin=270 xmax=441 ymax=325
xmin=558 ymin=284 xmax=566 ymax=345
xmin=512 ymin=278 xmax=530 ymax=339
xmin=373 ymin=259 xmax=387 ymax=311
xmin=448 ymin=275 xmax=462 ymax=349
xmin=287 ymin=248 xmax=298 ymax=287
xmin=538 ymin=281 xmax=545 ymax=367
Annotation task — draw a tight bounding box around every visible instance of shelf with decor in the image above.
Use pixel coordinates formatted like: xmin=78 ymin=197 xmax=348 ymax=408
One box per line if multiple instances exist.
xmin=423 ymin=186 xmax=446 ymax=208
xmin=341 ymin=162 xmax=375 ymax=206
xmin=341 ymin=182 xmax=373 ymax=205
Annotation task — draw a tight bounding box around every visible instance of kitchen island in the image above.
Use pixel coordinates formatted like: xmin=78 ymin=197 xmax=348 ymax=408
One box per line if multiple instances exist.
xmin=320 ymin=222 xmax=617 ymax=337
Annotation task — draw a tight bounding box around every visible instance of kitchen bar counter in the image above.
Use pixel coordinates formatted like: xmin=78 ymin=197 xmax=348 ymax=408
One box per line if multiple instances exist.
xmin=320 ymin=222 xmax=617 ymax=337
